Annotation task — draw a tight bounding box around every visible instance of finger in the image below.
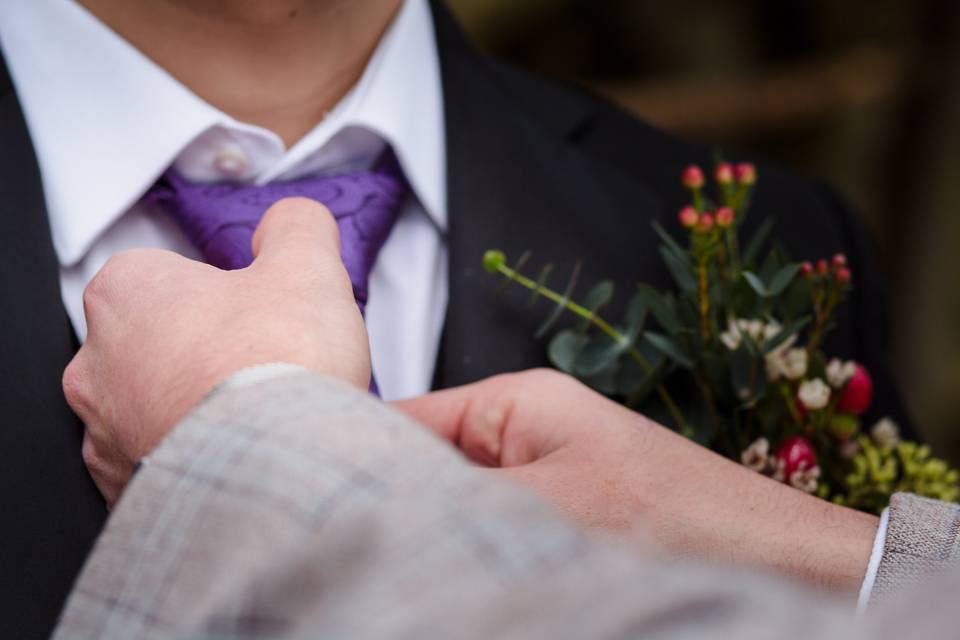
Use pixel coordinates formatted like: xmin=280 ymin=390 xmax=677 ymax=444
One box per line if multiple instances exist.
xmin=81 ymin=433 xmax=125 ymax=509
xmin=392 ymin=374 xmax=543 ymax=467
xmin=393 ymin=385 xmax=473 ymax=443
xmin=393 ymin=382 xmax=509 ymax=466
xmin=250 ymin=197 xmax=343 ymax=276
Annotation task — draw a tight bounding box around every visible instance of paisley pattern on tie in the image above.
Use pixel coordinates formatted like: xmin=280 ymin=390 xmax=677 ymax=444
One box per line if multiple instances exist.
xmin=144 ymin=149 xmax=408 ymax=313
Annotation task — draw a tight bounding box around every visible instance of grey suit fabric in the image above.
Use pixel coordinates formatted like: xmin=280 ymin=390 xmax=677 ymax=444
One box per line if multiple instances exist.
xmin=870 ymin=493 xmax=960 ymax=606
xmin=53 ymin=372 xmax=960 ymax=639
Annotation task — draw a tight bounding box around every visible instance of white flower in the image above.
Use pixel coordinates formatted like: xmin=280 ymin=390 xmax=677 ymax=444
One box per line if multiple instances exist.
xmin=871 ymin=418 xmax=901 ymax=449
xmin=826 ymin=359 xmax=857 ymax=388
xmin=798 ymin=378 xmax=831 ymax=411
xmin=781 ymin=348 xmax=808 ymax=380
xmin=740 ymin=437 xmax=770 ymax=472
xmin=721 ymin=318 xmax=758 ymax=350
xmin=762 ymin=320 xmax=782 ymax=342
xmin=767 ymin=347 xmax=808 ymax=381
xmin=744 ymin=319 xmax=764 ymax=341
xmin=789 ymin=465 xmax=821 ymax=493
xmin=721 ymin=317 xmax=795 ymax=355
xmin=720 ymin=323 xmax=742 ymax=350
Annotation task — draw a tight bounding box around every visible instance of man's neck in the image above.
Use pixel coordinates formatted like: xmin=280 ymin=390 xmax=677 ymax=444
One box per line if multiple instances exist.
xmin=78 ymin=0 xmax=403 ymax=147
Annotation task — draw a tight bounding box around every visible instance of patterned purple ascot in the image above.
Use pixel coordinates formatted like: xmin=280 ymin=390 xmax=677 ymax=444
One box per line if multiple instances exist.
xmin=144 ymin=149 xmax=408 ymax=316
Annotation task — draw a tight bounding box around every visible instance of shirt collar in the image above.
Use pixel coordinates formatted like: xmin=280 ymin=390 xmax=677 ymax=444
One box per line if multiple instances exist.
xmin=0 ymin=0 xmax=445 ymax=267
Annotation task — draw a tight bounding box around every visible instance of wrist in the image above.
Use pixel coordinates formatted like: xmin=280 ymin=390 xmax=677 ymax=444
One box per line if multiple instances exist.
xmin=633 ymin=425 xmax=878 ymax=592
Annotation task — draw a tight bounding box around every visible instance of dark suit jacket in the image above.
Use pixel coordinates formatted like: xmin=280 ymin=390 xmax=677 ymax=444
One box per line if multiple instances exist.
xmin=0 ymin=2 xmax=911 ymax=637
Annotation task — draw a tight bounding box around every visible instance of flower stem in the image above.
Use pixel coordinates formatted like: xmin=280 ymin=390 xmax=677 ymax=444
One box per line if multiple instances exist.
xmin=494 ymin=261 xmax=692 ymax=436
xmin=697 ymin=258 xmax=709 ymax=342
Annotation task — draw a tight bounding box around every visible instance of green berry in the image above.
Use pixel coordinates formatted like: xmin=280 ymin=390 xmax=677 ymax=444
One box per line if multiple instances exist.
xmin=483 ymin=250 xmax=506 ymax=273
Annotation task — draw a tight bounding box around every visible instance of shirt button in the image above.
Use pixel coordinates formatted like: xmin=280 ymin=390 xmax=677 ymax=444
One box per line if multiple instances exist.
xmin=213 ymin=146 xmax=249 ymax=177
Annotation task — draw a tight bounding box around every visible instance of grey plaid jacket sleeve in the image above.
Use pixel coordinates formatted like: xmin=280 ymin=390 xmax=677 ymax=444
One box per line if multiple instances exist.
xmin=53 ymin=372 xmax=960 ymax=639
xmin=869 ymin=493 xmax=960 ymax=606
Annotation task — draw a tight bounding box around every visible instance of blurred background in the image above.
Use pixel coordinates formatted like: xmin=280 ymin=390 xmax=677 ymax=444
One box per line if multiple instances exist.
xmin=448 ymin=0 xmax=960 ymax=462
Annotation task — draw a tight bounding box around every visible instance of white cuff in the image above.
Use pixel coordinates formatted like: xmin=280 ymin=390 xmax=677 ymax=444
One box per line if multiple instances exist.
xmin=856 ymin=506 xmax=889 ymax=613
xmin=219 ymin=363 xmax=313 ymax=390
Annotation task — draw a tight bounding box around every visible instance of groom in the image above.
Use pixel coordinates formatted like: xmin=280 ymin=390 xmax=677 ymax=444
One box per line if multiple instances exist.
xmin=0 ymin=0 xmax=911 ymax=637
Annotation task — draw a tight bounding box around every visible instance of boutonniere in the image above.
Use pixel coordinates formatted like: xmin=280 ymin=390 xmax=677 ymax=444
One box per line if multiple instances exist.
xmin=483 ymin=161 xmax=958 ymax=514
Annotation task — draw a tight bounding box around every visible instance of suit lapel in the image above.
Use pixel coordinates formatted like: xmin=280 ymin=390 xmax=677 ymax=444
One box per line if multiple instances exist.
xmin=0 ymin=56 xmax=106 ymax=639
xmin=430 ymin=2 xmax=672 ymax=387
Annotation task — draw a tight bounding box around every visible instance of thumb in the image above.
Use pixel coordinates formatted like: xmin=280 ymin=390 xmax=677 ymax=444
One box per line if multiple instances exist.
xmin=250 ymin=197 xmax=342 ymax=274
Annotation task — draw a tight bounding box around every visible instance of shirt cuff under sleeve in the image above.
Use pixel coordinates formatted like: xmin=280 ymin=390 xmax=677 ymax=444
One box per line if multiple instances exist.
xmin=856 ymin=506 xmax=889 ymax=613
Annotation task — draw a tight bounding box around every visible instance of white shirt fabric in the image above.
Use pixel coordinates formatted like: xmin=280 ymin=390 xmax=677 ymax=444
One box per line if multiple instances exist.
xmin=858 ymin=506 xmax=889 ymax=613
xmin=0 ymin=0 xmax=448 ymax=401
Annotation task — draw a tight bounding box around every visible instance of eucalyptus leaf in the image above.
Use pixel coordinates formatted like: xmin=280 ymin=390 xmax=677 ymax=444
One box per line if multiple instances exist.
xmin=767 ymin=263 xmax=800 ymax=297
xmin=742 ymin=271 xmax=768 ymax=298
xmin=623 ymin=292 xmax=649 ymax=338
xmin=644 ymin=331 xmax=694 ymax=369
xmin=535 ymin=260 xmax=581 ymax=338
xmin=780 ymin=277 xmax=812 ymax=321
xmin=651 ymin=221 xmax=691 ymax=268
xmin=498 ymin=251 xmax=531 ymax=293
xmin=547 ymin=330 xmax=588 ymax=374
xmin=636 ymin=285 xmax=682 ymax=333
xmin=742 ymin=217 xmax=775 ymax=267
xmin=574 ymin=332 xmax=631 ymax=377
xmin=581 ymin=362 xmax=619 ymax=395
xmin=576 ymin=280 xmax=615 ymax=332
xmin=528 ymin=263 xmax=554 ymax=307
xmin=660 ymin=246 xmax=698 ymax=296
xmin=759 ymin=248 xmax=785 ymax=285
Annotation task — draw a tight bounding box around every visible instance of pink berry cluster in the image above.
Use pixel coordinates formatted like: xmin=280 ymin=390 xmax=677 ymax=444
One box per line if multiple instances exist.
xmin=678 ymin=162 xmax=756 ymax=234
xmin=800 ymin=253 xmax=851 ymax=284
xmin=681 ymin=162 xmax=756 ymax=190
xmin=678 ymin=205 xmax=734 ymax=233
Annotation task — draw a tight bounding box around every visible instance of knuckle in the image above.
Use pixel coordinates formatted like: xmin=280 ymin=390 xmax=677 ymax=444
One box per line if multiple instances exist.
xmin=82 ymin=267 xmax=111 ymax=311
xmin=80 ymin=436 xmax=99 ymax=471
xmin=84 ymin=249 xmax=172 ymax=312
xmin=62 ymin=357 xmax=88 ymax=413
xmin=85 ymin=253 xmax=132 ymax=306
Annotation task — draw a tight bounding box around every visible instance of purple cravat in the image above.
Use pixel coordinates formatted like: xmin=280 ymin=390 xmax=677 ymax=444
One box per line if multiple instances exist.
xmin=144 ymin=149 xmax=408 ymax=316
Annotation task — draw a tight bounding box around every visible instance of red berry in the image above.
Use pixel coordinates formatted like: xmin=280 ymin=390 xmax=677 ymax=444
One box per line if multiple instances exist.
xmin=837 ymin=364 xmax=873 ymax=415
xmin=735 ymin=162 xmax=757 ymax=185
xmin=816 ymin=259 xmax=829 ymax=275
xmin=716 ymin=206 xmax=735 ymax=228
xmin=715 ymin=163 xmax=734 ymax=185
xmin=799 ymin=261 xmax=814 ymax=278
xmin=835 ymin=267 xmax=851 ymax=283
xmin=832 ymin=253 xmax=847 ymax=268
xmin=682 ymin=165 xmax=705 ymax=189
xmin=678 ymin=206 xmax=699 ymax=228
xmin=775 ymin=436 xmax=818 ymax=478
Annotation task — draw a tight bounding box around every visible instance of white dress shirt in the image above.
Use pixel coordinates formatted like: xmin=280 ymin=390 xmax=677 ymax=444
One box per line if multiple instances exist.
xmin=0 ymin=0 xmax=448 ymax=401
